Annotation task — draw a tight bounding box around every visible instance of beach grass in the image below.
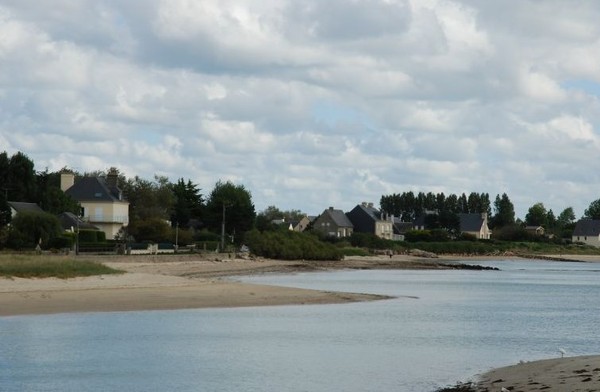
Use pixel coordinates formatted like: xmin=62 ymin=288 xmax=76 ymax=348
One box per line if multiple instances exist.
xmin=0 ymin=254 xmax=124 ymax=279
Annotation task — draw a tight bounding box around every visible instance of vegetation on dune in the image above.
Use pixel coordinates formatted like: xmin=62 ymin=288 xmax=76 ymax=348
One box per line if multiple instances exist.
xmin=0 ymin=254 xmax=123 ymax=278
xmin=244 ymin=229 xmax=343 ymax=260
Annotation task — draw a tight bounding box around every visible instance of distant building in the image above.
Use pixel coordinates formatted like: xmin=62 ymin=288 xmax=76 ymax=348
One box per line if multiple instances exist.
xmin=458 ymin=213 xmax=491 ymax=239
xmin=346 ymin=202 xmax=393 ymax=240
xmin=7 ymin=201 xmax=44 ymax=220
xmin=293 ymin=216 xmax=315 ymax=232
xmin=572 ymin=219 xmax=600 ymax=247
xmin=61 ymin=172 xmax=129 ymax=240
xmin=313 ymin=207 xmax=353 ymax=238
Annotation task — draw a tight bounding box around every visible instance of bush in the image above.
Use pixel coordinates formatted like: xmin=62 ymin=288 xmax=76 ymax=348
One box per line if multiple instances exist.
xmin=6 ymin=211 xmax=63 ymax=249
xmin=404 ymin=230 xmax=432 ymax=242
xmin=78 ymin=229 xmax=99 ymax=243
xmin=244 ymin=229 xmax=342 ymax=260
xmin=196 ymin=241 xmax=220 ymax=252
xmin=194 ymin=230 xmax=221 ymax=242
xmin=491 ymin=225 xmax=531 ymax=241
xmin=48 ymin=235 xmax=74 ymax=249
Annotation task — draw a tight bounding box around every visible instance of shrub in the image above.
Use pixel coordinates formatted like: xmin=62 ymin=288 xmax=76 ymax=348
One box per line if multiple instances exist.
xmin=78 ymin=229 xmax=99 ymax=243
xmin=48 ymin=235 xmax=74 ymax=249
xmin=404 ymin=230 xmax=432 ymax=242
xmin=6 ymin=211 xmax=63 ymax=249
xmin=244 ymin=229 xmax=342 ymax=260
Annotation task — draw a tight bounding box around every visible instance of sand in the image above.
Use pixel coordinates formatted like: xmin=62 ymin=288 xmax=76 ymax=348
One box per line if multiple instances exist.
xmin=2 ymin=253 xmax=596 ymax=317
xmin=1 ymin=254 xmax=422 ymax=317
xmin=476 ymin=355 xmax=600 ymax=391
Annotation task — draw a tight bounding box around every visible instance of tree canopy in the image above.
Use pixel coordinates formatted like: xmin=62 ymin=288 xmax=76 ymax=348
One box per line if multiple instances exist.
xmin=204 ymin=180 xmax=256 ymax=242
xmin=584 ymin=199 xmax=600 ymax=220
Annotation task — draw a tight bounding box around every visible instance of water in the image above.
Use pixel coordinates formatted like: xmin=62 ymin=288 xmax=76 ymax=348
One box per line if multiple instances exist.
xmin=2 ymin=259 xmax=600 ymax=392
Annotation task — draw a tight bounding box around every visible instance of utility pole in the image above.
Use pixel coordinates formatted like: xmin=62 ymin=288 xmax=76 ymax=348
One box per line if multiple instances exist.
xmin=175 ymin=221 xmax=179 ymax=252
xmin=221 ymin=203 xmax=227 ymax=252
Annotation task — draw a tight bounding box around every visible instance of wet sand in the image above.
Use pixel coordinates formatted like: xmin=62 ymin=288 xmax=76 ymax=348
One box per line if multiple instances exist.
xmin=476 ymin=355 xmax=600 ymax=391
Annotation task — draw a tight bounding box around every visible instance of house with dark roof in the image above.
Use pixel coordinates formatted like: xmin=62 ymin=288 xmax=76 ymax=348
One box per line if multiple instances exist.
xmin=7 ymin=201 xmax=44 ymax=219
xmin=572 ymin=219 xmax=600 ymax=247
xmin=392 ymin=218 xmax=414 ymax=241
xmin=293 ymin=216 xmax=315 ymax=232
xmin=313 ymin=207 xmax=353 ymax=238
xmin=346 ymin=202 xmax=393 ymax=240
xmin=57 ymin=212 xmax=99 ymax=233
xmin=458 ymin=213 xmax=491 ymax=239
xmin=61 ymin=172 xmax=129 ymax=240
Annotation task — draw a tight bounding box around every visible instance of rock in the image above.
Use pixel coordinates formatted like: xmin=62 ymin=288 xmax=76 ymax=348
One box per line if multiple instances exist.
xmin=409 ymin=249 xmax=438 ymax=258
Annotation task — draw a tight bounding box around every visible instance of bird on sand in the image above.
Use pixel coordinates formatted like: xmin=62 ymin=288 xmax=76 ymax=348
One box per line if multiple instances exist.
xmin=559 ymin=347 xmax=567 ymax=358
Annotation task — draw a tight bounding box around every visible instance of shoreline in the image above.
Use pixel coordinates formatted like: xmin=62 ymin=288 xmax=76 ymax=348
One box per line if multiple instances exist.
xmin=2 ymin=253 xmax=599 ymax=318
xmin=474 ymin=355 xmax=600 ymax=391
xmin=4 ymin=253 xmax=600 ymax=389
xmin=0 ymin=254 xmax=600 ymax=316
xmin=1 ymin=253 xmax=445 ymax=317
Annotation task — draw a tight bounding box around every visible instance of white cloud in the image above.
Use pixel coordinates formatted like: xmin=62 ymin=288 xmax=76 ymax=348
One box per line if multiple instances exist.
xmin=3 ymin=1 xmax=600 ymax=219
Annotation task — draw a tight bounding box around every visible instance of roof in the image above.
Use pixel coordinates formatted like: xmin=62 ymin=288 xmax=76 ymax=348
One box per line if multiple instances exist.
xmin=65 ymin=176 xmax=126 ymax=202
xmin=7 ymin=201 xmax=44 ymax=214
xmin=393 ymin=218 xmax=413 ymax=234
xmin=354 ymin=204 xmax=382 ymax=221
xmin=57 ymin=212 xmax=99 ymax=231
xmin=324 ymin=208 xmax=353 ymax=228
xmin=458 ymin=213 xmax=485 ymax=232
xmin=573 ymin=219 xmax=600 ymax=236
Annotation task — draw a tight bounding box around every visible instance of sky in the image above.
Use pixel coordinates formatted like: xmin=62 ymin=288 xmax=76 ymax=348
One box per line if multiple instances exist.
xmin=2 ymin=0 xmax=600 ymax=219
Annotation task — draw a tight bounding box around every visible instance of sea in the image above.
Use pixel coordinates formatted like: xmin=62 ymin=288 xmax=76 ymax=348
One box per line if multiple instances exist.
xmin=2 ymin=259 xmax=600 ymax=392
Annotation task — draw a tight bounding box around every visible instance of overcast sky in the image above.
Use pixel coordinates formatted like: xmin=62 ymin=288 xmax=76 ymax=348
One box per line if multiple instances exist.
xmin=2 ymin=0 xmax=600 ymax=219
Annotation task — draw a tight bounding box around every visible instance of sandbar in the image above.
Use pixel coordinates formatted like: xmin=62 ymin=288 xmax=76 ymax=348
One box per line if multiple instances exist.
xmin=476 ymin=355 xmax=600 ymax=391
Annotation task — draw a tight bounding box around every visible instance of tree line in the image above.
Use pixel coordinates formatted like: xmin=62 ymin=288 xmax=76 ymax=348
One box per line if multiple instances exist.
xmin=0 ymin=151 xmax=256 ymax=248
xmin=380 ymin=190 xmax=600 ymax=239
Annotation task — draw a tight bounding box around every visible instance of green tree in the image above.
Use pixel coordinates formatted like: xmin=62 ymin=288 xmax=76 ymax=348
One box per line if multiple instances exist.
xmin=7 ymin=152 xmax=37 ymax=202
xmin=525 ymin=202 xmax=548 ymax=227
xmin=204 ymin=180 xmax=256 ymax=242
xmin=557 ymin=207 xmax=576 ymax=225
xmin=0 ymin=151 xmax=39 ymax=226
xmin=35 ymin=169 xmax=80 ymax=214
xmin=123 ymin=175 xmax=175 ymax=222
xmin=584 ymin=199 xmax=600 ymax=220
xmin=556 ymin=207 xmax=577 ymax=238
xmin=129 ymin=217 xmax=172 ymax=243
xmin=491 ymin=193 xmax=515 ymax=228
xmin=170 ymin=178 xmax=203 ymax=228
xmin=255 ymin=205 xmax=306 ymax=231
xmin=7 ymin=211 xmax=63 ymax=249
xmin=121 ymin=174 xmax=176 ymax=242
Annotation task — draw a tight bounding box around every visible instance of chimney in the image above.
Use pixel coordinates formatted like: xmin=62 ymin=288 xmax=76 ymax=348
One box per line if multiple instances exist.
xmin=368 ymin=202 xmax=373 ymax=208
xmin=329 ymin=206 xmax=334 ymax=211
xmin=60 ymin=173 xmax=75 ymax=192
xmin=106 ymin=171 xmax=118 ymax=189
xmin=481 ymin=212 xmax=488 ymax=221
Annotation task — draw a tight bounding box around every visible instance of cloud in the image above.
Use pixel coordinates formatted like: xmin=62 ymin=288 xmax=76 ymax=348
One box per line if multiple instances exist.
xmin=1 ymin=1 xmax=600 ymax=219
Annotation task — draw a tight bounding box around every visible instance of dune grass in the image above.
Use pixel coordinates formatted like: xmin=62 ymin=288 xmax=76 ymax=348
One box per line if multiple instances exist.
xmin=0 ymin=254 xmax=124 ymax=279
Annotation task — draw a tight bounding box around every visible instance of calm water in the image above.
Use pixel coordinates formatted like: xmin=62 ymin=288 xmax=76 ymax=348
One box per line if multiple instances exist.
xmin=2 ymin=259 xmax=600 ymax=392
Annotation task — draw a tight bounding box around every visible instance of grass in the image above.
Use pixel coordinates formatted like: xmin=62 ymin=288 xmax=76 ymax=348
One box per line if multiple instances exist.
xmin=0 ymin=254 xmax=124 ymax=279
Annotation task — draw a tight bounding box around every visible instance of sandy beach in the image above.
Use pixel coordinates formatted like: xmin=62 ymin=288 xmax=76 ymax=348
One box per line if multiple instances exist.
xmin=476 ymin=355 xmax=600 ymax=391
xmin=3 ymin=253 xmax=600 ymax=390
xmin=2 ymin=253 xmax=598 ymax=317
xmin=1 ymin=253 xmax=448 ymax=317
